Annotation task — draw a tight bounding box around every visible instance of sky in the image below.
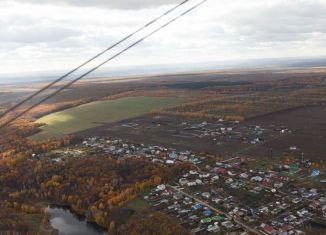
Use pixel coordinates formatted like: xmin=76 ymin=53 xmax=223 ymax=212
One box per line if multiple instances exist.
xmin=1 ymin=0 xmax=326 ymax=76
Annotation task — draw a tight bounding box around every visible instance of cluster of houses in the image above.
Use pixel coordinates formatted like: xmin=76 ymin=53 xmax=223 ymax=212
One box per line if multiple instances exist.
xmin=169 ymin=156 xmax=325 ymax=235
xmin=145 ymin=163 xmax=325 ymax=235
xmin=40 ymin=135 xmax=324 ymax=234
xmin=145 ymin=184 xmax=248 ymax=235
xmin=82 ymin=137 xmax=202 ymax=165
xmin=309 ymin=196 xmax=326 ymax=218
xmin=175 ymin=120 xmax=292 ymax=148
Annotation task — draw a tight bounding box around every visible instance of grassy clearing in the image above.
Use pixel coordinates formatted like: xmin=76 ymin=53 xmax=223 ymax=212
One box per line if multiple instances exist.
xmin=125 ymin=197 xmax=150 ymax=212
xmin=125 ymin=189 xmax=151 ymax=212
xmin=31 ymin=96 xmax=184 ymax=141
xmin=24 ymin=213 xmax=42 ymax=226
xmin=23 ymin=213 xmax=54 ymax=235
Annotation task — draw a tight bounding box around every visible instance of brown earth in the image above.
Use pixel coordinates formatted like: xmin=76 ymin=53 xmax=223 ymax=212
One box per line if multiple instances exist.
xmin=243 ymin=105 xmax=326 ymax=161
xmin=77 ymin=105 xmax=326 ymax=161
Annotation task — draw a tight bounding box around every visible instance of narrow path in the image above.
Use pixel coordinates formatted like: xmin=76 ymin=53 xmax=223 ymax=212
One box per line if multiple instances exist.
xmin=167 ymin=184 xmax=262 ymax=235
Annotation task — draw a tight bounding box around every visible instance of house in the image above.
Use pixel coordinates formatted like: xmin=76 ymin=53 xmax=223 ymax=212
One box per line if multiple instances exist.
xmin=280 ymin=203 xmax=289 ymax=210
xmin=179 ymin=178 xmax=189 ymax=186
xmin=227 ymin=171 xmax=236 ymax=176
xmin=309 ymin=200 xmax=321 ymax=210
xmin=183 ymin=173 xmax=190 ymax=178
xmin=188 ymin=215 xmax=199 ymax=221
xmin=280 ymin=224 xmax=293 ymax=233
xmin=169 ymin=152 xmax=178 ymax=159
xmin=297 ymin=208 xmax=309 ymax=217
xmin=215 ymin=167 xmax=227 ymax=175
xmin=156 ymin=184 xmax=166 ymax=191
xmin=193 ymin=203 xmax=202 ymax=210
xmin=239 ymin=173 xmax=249 ymax=179
xmin=292 ymin=197 xmax=302 ymax=204
xmin=221 ymin=221 xmax=234 ymax=229
xmin=259 ymin=206 xmax=269 ymax=214
xmin=196 ymin=179 xmax=203 ymax=185
xmin=211 ymin=175 xmax=220 ymax=182
xmin=279 ymin=176 xmax=289 ymax=182
xmin=183 ymin=197 xmax=193 ymax=205
xmin=200 ymin=218 xmax=212 ymax=224
xmin=207 ymin=224 xmax=220 ymax=232
xmin=187 ymin=181 xmax=197 ymax=187
xmin=225 ymin=178 xmax=234 ymax=184
xmin=295 ymin=231 xmax=305 ymax=235
xmin=212 ymin=198 xmax=222 ymax=204
xmin=260 ymin=223 xmax=276 ymax=235
xmin=262 ymin=178 xmax=272 ymax=186
xmin=284 ymin=214 xmax=297 ymax=222
xmin=212 ymin=215 xmax=225 ymax=222
xmin=311 ymin=170 xmax=320 ymax=177
xmin=250 ymin=208 xmax=258 ymax=215
xmin=201 ymin=192 xmax=211 ymax=199
xmin=173 ymin=193 xmax=184 ymax=200
xmin=203 ymin=209 xmax=212 ymax=217
xmin=283 ymin=165 xmax=291 ymax=171
xmin=322 ymin=205 xmax=326 ymax=217
xmin=251 ymin=176 xmax=263 ymax=182
xmin=274 ymin=182 xmax=284 ymax=188
xmin=289 ymin=146 xmax=298 ymax=151
xmin=178 ymin=155 xmax=188 ymax=161
xmin=199 ymin=173 xmax=210 ymax=178
xmin=319 ymin=197 xmax=326 ymax=203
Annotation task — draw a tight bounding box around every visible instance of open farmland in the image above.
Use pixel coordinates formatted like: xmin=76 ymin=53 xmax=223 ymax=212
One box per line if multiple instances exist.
xmin=242 ymin=105 xmax=326 ymax=160
xmin=31 ymin=96 xmax=185 ymax=140
xmin=78 ymin=105 xmax=326 ymax=161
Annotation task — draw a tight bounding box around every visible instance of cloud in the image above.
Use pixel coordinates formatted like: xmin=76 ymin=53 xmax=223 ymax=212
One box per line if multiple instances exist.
xmin=1 ymin=0 xmax=326 ymax=75
xmin=6 ymin=0 xmax=181 ymax=9
xmin=0 ymin=25 xmax=82 ymax=44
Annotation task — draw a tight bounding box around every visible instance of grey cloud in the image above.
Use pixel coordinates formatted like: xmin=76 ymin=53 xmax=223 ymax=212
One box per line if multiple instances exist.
xmin=220 ymin=1 xmax=326 ymax=43
xmin=12 ymin=0 xmax=180 ymax=9
xmin=0 ymin=25 xmax=82 ymax=43
xmin=2 ymin=0 xmax=326 ymax=75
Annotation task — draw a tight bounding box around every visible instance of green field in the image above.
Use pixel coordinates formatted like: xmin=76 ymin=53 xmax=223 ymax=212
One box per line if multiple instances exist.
xmin=32 ymin=96 xmax=184 ymax=140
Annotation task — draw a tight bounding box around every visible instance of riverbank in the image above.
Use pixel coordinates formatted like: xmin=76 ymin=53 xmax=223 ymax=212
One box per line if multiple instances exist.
xmin=46 ymin=205 xmax=107 ymax=235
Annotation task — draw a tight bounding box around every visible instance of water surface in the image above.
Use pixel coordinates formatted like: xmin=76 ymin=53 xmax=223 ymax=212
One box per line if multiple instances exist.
xmin=47 ymin=206 xmax=107 ymax=235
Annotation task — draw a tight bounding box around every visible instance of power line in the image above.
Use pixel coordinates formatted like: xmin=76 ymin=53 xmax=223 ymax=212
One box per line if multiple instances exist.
xmin=0 ymin=0 xmax=191 ymax=121
xmin=0 ymin=0 xmax=208 ymax=130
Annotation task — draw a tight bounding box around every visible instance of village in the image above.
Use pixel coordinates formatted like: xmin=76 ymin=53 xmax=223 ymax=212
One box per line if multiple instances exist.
xmin=97 ymin=115 xmax=302 ymax=159
xmin=35 ymin=132 xmax=326 ymax=235
xmin=147 ymin=156 xmax=326 ymax=235
xmin=118 ymin=117 xmax=293 ymax=146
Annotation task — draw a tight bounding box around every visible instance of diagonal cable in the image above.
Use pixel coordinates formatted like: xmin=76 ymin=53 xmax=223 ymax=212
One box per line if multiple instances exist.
xmin=0 ymin=0 xmax=191 ymax=121
xmin=0 ymin=0 xmax=208 ymax=130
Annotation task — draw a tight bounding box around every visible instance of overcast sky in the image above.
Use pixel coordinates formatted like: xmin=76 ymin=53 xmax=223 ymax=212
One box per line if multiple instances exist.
xmin=1 ymin=0 xmax=326 ymax=75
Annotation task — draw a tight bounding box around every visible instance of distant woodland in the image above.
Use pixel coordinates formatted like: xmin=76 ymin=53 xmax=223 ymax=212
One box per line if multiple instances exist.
xmin=0 ymin=121 xmax=192 ymax=234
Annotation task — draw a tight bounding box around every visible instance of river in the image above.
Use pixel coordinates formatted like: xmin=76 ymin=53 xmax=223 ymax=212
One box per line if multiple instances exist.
xmin=46 ymin=205 xmax=107 ymax=235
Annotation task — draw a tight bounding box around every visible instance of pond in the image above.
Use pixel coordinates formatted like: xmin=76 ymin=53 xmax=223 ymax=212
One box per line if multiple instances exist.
xmin=46 ymin=205 xmax=107 ymax=235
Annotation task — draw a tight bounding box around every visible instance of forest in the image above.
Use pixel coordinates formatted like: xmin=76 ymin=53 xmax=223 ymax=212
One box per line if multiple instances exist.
xmin=0 ymin=68 xmax=326 ymax=234
xmin=0 ymin=120 xmax=192 ymax=234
